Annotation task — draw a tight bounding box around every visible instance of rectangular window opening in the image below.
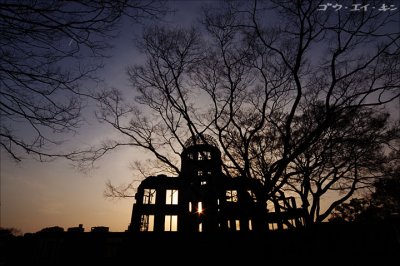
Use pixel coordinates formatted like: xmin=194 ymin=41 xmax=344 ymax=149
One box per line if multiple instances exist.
xmin=197 ymin=202 xmax=203 ymax=214
xmin=143 ymin=189 xmax=156 ymax=204
xmin=226 ymin=190 xmax=238 ymax=202
xmin=268 ymin=223 xmax=278 ymax=231
xmin=166 ymin=189 xmax=178 ymax=205
xmin=164 ymin=215 xmax=178 ymax=231
xmin=198 ymin=151 xmax=211 ymax=160
xmin=140 ymin=215 xmax=154 ymax=232
xmin=235 ymin=220 xmax=240 ymax=231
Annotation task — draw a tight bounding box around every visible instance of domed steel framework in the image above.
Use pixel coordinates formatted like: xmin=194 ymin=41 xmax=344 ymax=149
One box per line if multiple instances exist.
xmin=183 ymin=134 xmax=219 ymax=148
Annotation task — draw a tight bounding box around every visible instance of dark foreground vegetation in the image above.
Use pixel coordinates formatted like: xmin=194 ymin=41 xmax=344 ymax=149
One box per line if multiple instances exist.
xmin=1 ymin=221 xmax=399 ymax=265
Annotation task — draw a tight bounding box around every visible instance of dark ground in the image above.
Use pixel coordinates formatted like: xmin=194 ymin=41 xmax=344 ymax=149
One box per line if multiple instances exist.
xmin=1 ymin=222 xmax=399 ymax=265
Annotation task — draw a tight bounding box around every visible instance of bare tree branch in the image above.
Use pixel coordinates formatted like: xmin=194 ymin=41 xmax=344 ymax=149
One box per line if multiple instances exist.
xmin=80 ymin=0 xmax=399 ymax=224
xmin=0 ymin=0 xmax=167 ymax=161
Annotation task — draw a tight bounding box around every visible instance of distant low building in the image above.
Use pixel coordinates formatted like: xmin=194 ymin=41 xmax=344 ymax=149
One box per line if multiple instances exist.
xmin=37 ymin=226 xmax=64 ymax=234
xmin=91 ymin=226 xmax=109 ymax=233
xmin=128 ymin=134 xmax=304 ymax=233
xmin=67 ymin=224 xmax=84 ymax=233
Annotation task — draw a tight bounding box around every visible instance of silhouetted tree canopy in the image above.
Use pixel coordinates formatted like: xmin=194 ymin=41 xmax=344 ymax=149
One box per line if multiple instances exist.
xmin=329 ymin=198 xmax=370 ymax=223
xmin=0 ymin=0 xmax=166 ymax=161
xmin=0 ymin=227 xmax=22 ymax=237
xmin=329 ymin=175 xmax=400 ymax=223
xmin=285 ymin=106 xmax=399 ymax=225
xmin=69 ymin=1 xmax=399 ymax=223
xmin=369 ymin=175 xmax=400 ymax=219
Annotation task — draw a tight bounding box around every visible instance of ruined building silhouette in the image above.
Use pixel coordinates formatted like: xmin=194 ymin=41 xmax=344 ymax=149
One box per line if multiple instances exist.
xmin=2 ymin=135 xmax=398 ymax=265
xmin=128 ymin=134 xmax=304 ymax=233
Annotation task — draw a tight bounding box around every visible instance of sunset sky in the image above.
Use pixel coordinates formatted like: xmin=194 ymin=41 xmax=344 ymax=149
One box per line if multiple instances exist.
xmin=1 ymin=0 xmax=399 ymax=234
xmin=1 ymin=0 xmax=211 ymax=234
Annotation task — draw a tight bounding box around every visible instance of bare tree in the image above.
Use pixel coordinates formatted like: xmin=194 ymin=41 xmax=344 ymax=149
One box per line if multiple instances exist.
xmin=329 ymin=148 xmax=400 ymax=223
xmin=285 ymin=106 xmax=398 ymax=225
xmin=0 ymin=0 xmax=166 ymax=161
xmin=84 ymin=0 xmax=398 ymax=223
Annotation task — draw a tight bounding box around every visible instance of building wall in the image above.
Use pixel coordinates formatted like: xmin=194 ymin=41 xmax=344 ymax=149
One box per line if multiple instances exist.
xmin=129 ymin=136 xmax=304 ymax=233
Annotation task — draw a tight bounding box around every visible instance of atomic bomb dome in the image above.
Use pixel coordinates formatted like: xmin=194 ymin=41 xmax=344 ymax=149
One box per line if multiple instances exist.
xmin=128 ymin=133 xmax=304 ymax=233
xmin=183 ymin=133 xmax=219 ymax=148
